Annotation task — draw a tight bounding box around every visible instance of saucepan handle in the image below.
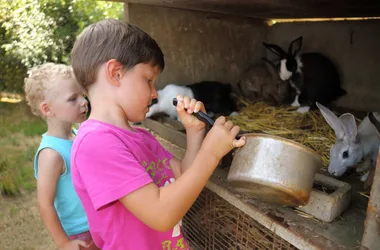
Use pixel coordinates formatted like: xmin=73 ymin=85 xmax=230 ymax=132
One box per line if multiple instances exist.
xmin=172 ymin=98 xmax=242 ymax=140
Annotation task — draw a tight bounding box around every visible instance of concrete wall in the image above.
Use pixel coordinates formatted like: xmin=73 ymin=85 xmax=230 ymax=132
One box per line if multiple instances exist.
xmin=266 ymin=21 xmax=380 ymax=112
xmin=129 ymin=4 xmax=267 ymax=90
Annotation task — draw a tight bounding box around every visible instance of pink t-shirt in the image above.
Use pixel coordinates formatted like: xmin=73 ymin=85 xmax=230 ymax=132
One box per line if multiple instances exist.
xmin=71 ymin=119 xmax=190 ymax=250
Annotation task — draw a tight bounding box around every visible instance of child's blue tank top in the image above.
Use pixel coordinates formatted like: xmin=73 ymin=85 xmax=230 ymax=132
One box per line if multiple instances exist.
xmin=33 ymin=130 xmax=88 ymax=236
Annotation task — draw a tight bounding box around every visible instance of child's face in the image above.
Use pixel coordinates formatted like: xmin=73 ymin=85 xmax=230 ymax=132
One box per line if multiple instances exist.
xmin=46 ymin=77 xmax=88 ymax=123
xmin=117 ymin=63 xmax=159 ymax=122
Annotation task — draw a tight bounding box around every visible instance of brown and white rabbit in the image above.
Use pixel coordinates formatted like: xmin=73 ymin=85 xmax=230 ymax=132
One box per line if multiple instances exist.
xmin=237 ymin=57 xmax=295 ymax=106
xmin=263 ymin=36 xmax=347 ymax=113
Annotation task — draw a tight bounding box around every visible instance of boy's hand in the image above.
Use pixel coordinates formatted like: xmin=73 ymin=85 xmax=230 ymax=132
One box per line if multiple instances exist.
xmin=60 ymin=239 xmax=91 ymax=250
xmin=201 ymin=116 xmax=246 ymax=161
xmin=175 ymin=95 xmax=206 ymax=132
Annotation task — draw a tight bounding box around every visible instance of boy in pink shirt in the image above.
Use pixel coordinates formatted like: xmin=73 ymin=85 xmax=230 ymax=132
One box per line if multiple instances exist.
xmin=70 ymin=19 xmax=246 ymax=250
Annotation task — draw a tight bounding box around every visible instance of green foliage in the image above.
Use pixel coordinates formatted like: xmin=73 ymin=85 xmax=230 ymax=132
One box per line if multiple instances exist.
xmin=0 ymin=101 xmax=45 ymax=195
xmin=0 ymin=0 xmax=124 ymax=93
xmin=1 ymin=0 xmax=62 ymax=68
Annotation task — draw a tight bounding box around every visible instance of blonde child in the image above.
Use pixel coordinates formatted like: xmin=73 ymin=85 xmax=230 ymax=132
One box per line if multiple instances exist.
xmin=24 ymin=63 xmax=98 ymax=250
xmin=70 ymin=19 xmax=246 ymax=250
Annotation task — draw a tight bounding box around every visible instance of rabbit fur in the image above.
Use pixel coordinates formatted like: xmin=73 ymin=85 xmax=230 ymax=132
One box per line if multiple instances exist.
xmin=146 ymin=81 xmax=238 ymax=121
xmin=365 ymin=112 xmax=380 ymax=188
xmin=316 ymin=102 xmax=380 ymax=182
xmin=369 ymin=112 xmax=380 ymax=138
xmin=237 ymin=57 xmax=296 ymax=106
xmin=263 ymin=36 xmax=347 ymax=113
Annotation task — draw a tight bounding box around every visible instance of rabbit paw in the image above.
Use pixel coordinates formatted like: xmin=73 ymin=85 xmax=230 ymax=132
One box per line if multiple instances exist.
xmin=356 ymin=160 xmax=373 ymax=173
xmin=229 ymin=111 xmax=239 ymax=117
xmin=363 ymin=169 xmax=375 ymax=189
xmin=291 ymin=95 xmax=301 ymax=107
xmin=360 ymin=172 xmax=369 ymax=182
xmin=297 ymin=106 xmax=310 ymax=113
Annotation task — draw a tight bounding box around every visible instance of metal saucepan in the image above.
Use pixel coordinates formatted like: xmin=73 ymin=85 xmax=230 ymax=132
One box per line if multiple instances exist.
xmin=172 ymin=98 xmax=323 ymax=207
xmin=227 ymin=133 xmax=322 ymax=206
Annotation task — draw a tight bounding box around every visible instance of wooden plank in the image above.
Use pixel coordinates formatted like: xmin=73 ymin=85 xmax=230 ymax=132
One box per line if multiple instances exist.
xmin=142 ymin=118 xmax=187 ymax=149
xmin=123 ymin=1 xmax=130 ymax=22
xmin=157 ymin=117 xmax=185 ymax=131
xmin=361 ymin=147 xmax=380 ymax=250
xmin=105 ymin=0 xmax=380 ymax=19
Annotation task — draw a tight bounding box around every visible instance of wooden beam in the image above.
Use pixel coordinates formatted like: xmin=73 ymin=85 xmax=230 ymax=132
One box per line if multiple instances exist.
xmin=142 ymin=118 xmax=187 ymax=149
xmin=361 ymin=148 xmax=380 ymax=249
xmin=156 ymin=117 xmax=185 ymax=131
xmin=123 ymin=1 xmax=130 ymax=22
xmin=103 ymin=0 xmax=380 ymax=19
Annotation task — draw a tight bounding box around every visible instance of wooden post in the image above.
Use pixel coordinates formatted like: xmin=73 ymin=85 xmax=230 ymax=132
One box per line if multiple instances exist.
xmin=123 ymin=1 xmax=129 ymax=22
xmin=361 ymin=147 xmax=380 ymax=249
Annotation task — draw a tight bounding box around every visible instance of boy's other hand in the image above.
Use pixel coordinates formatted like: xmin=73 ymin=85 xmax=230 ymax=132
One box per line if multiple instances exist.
xmin=200 ymin=116 xmax=246 ymax=161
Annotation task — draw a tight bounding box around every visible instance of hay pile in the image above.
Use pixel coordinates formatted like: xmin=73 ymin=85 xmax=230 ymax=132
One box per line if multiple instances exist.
xmin=229 ymin=100 xmax=338 ymax=170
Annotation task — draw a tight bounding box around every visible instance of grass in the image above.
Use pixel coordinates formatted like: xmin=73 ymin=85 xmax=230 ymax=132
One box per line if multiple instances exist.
xmin=0 ymin=101 xmax=46 ymax=196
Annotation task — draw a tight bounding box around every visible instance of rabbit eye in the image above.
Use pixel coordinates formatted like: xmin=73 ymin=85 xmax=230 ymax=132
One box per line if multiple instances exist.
xmin=342 ymin=151 xmax=349 ymax=159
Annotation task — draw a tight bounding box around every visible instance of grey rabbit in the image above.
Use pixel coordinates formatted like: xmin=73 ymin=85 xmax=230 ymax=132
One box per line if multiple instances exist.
xmin=365 ymin=112 xmax=380 ymax=188
xmin=237 ymin=57 xmax=295 ymax=106
xmin=263 ymin=36 xmax=347 ymax=113
xmin=316 ymin=102 xmax=380 ymax=183
xmin=369 ymin=112 xmax=380 ymax=138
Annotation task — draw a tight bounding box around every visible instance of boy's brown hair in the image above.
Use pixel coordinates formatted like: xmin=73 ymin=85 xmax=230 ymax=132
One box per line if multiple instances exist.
xmin=71 ymin=18 xmax=165 ymax=91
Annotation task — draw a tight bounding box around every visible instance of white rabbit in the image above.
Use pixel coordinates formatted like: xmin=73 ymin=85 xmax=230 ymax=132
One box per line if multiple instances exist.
xmin=316 ymin=102 xmax=380 ymax=182
xmin=146 ymin=84 xmax=194 ymax=121
xmin=146 ymin=81 xmax=238 ymax=121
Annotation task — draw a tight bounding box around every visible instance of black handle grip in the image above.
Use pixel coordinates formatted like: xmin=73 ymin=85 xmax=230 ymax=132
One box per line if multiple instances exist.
xmin=173 ymin=98 xmax=214 ymax=127
xmin=172 ymin=98 xmax=241 ymax=140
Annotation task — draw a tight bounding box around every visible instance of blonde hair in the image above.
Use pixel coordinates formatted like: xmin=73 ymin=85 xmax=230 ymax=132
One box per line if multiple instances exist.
xmin=24 ymin=63 xmax=74 ymax=117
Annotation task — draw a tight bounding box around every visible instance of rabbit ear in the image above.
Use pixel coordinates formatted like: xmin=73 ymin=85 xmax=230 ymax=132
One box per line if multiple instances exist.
xmin=316 ymin=102 xmax=345 ymax=140
xmin=339 ymin=113 xmax=358 ymax=140
xmin=368 ymin=112 xmax=380 ymax=134
xmin=288 ymin=36 xmax=303 ymax=57
xmin=263 ymin=42 xmax=287 ymax=59
xmin=261 ymin=57 xmax=278 ymax=77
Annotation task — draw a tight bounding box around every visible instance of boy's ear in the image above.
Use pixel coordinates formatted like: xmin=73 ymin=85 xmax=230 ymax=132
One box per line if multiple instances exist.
xmin=106 ymin=59 xmax=123 ymax=87
xmin=40 ymin=102 xmax=53 ymax=117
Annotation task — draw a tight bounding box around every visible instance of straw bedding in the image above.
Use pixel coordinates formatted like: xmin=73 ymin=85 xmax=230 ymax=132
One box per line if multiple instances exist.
xmin=228 ymin=99 xmax=351 ymax=171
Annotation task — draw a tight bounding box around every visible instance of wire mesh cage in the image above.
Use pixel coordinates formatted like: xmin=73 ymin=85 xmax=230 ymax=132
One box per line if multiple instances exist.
xmin=182 ymin=187 xmax=299 ymax=250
